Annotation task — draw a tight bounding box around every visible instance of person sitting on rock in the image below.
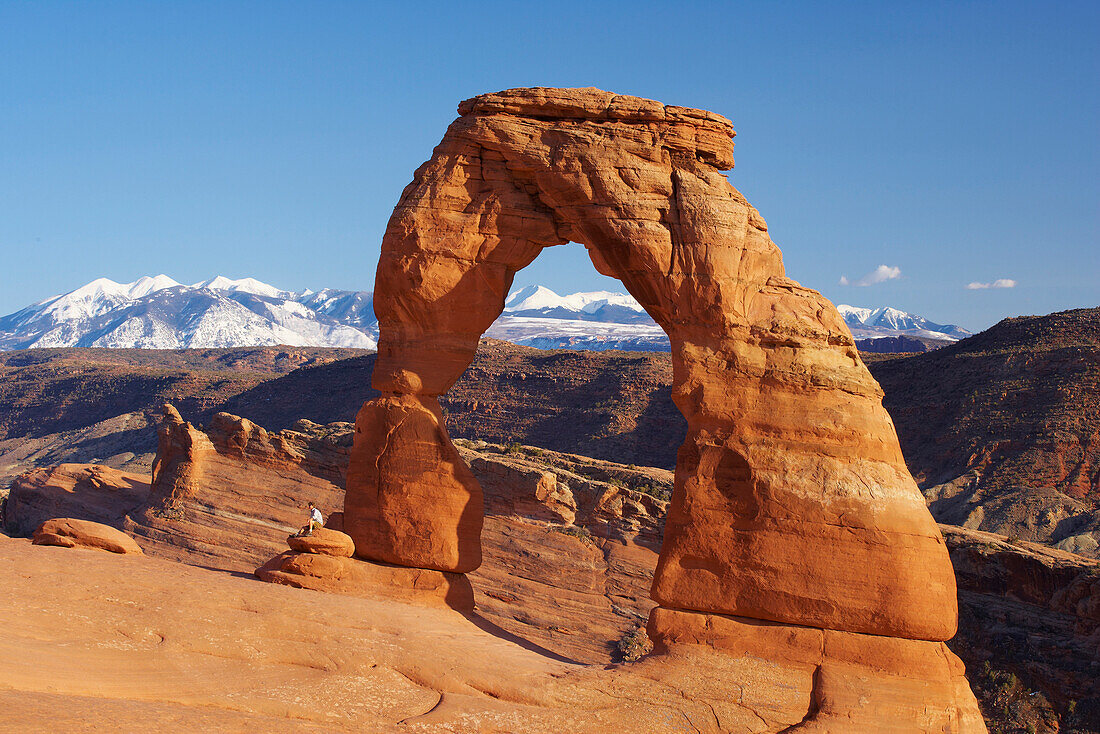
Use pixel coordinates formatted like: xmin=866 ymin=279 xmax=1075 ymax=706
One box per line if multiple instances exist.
xmin=299 ymin=502 xmax=324 ymax=537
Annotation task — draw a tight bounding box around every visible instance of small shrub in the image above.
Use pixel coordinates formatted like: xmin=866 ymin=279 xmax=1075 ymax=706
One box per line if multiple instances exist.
xmin=637 ymin=484 xmax=673 ymax=501
xmin=616 ymin=626 xmax=653 ymax=662
xmin=551 ymin=524 xmax=595 ymax=546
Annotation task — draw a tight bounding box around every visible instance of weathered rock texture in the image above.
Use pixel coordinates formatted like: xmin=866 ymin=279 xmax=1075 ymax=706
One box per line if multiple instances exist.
xmin=648 ymin=607 xmax=985 ymax=732
xmin=148 ymin=404 xmax=214 ymax=515
xmin=32 ymin=517 xmax=143 ymax=555
xmin=0 ymin=537 xmax=986 ymax=733
xmin=3 ymin=464 xmax=148 ymax=537
xmin=287 ymin=527 xmax=355 ymax=557
xmin=349 ymin=87 xmax=957 ymax=644
xmin=256 ymin=552 xmax=475 ymax=612
xmin=3 ymin=405 xmax=348 ymax=570
xmin=128 ymin=407 xmax=348 ymax=568
xmin=943 ymin=525 xmax=1100 ymax=715
xmin=346 ymin=394 xmax=483 ymax=572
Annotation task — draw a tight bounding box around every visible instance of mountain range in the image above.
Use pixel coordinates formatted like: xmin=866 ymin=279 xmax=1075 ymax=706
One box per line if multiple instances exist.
xmin=0 ymin=276 xmax=378 ymax=350
xmin=0 ymin=276 xmax=970 ymax=352
xmin=835 ymin=304 xmax=972 ymax=341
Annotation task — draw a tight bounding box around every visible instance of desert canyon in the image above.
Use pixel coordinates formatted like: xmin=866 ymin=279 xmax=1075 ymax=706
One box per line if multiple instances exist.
xmin=3 ymin=88 xmax=1096 ymax=732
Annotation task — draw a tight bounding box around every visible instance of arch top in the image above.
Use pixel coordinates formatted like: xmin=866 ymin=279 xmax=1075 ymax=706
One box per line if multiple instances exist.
xmin=457 ymin=87 xmax=736 ymax=170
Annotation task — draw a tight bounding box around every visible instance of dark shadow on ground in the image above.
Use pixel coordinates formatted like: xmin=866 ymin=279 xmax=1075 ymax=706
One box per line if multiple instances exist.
xmin=460 ymin=610 xmax=582 ymax=665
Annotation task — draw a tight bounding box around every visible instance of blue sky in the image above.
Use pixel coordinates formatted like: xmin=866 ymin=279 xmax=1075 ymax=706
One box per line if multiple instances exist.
xmin=1 ymin=1 xmax=1096 ymax=331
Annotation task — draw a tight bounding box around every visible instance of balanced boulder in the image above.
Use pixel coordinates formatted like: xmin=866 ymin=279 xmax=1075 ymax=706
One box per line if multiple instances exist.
xmin=287 ymin=528 xmax=355 ymax=557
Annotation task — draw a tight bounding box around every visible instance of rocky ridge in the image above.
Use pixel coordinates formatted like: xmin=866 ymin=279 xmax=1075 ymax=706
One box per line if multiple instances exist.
xmin=871 ymin=307 xmax=1100 ymax=554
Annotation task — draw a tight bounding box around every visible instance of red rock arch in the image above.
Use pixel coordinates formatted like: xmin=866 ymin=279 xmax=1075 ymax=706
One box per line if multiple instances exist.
xmin=346 ymin=88 xmax=957 ymax=642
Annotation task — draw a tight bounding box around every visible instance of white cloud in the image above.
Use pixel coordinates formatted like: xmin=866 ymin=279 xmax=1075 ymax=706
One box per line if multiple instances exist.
xmin=966 ymin=278 xmax=1017 ymax=290
xmin=839 ymin=265 xmax=901 ymax=287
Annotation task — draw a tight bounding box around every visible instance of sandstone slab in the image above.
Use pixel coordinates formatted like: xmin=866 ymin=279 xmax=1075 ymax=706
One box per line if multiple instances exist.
xmin=255 ymin=551 xmax=474 ymax=612
xmin=647 ymin=606 xmax=986 ymax=732
xmin=0 ymin=538 xmax=983 ymax=732
xmin=32 ymin=518 xmax=142 ymax=555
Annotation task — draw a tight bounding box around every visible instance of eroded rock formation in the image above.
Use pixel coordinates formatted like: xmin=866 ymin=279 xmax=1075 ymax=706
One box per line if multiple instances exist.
xmin=339 ymin=86 xmax=982 ymax=729
xmin=32 ymin=517 xmax=143 ymax=555
xmin=135 ymin=405 xmax=348 ymax=568
xmin=348 ymin=87 xmax=957 ymax=639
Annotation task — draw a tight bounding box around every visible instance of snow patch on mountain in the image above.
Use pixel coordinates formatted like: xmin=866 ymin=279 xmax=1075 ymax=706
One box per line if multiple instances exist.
xmin=506 ymin=285 xmax=645 ymax=314
xmin=836 ymin=304 xmax=971 ymax=341
xmin=0 ymin=276 xmax=377 ymax=350
xmin=503 ymin=285 xmax=652 ymax=325
xmin=193 ymin=276 xmax=293 ymax=299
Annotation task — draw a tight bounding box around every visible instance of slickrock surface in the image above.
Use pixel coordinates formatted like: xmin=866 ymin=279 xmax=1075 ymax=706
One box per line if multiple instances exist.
xmin=256 ymin=551 xmax=475 ymax=612
xmin=3 ymin=414 xmax=664 ymax=665
xmin=353 ymin=86 xmax=958 ymax=643
xmin=31 ymin=517 xmax=143 ymax=554
xmin=3 ymin=463 xmax=148 ymax=536
xmin=0 ymin=536 xmax=984 ymax=732
xmin=10 ymin=421 xmax=1099 ymax=727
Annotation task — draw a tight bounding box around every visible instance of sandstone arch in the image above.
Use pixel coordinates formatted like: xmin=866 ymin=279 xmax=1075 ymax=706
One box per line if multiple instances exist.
xmin=346 ymin=87 xmax=958 ymax=643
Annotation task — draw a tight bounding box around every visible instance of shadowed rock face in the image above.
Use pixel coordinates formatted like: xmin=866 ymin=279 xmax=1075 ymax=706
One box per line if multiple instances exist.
xmin=348 ymin=87 xmax=958 ymax=642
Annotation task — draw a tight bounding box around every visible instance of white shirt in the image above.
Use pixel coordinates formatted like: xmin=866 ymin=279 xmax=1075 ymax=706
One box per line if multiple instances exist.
xmin=310 ymin=508 xmax=323 ymax=524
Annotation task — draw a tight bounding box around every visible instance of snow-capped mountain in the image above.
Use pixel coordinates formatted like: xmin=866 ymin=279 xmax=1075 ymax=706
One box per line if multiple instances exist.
xmin=836 ymin=305 xmax=971 ymax=341
xmin=0 ymin=277 xmax=970 ymax=354
xmin=502 ymin=285 xmax=654 ymax=324
xmin=486 ymin=285 xmax=669 ymax=351
xmin=0 ymin=276 xmax=377 ymax=350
